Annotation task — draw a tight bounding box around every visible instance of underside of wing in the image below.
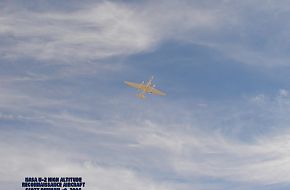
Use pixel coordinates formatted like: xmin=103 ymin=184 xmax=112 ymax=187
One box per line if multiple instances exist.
xmin=149 ymin=87 xmax=166 ymax=96
xmin=124 ymin=81 xmax=145 ymax=90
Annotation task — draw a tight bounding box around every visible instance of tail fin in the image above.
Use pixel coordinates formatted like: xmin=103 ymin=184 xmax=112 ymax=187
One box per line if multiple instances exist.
xmin=137 ymin=93 xmax=145 ymax=99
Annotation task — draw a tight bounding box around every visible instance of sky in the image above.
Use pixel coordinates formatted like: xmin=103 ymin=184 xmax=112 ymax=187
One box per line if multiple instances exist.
xmin=1 ymin=0 xmax=290 ymax=189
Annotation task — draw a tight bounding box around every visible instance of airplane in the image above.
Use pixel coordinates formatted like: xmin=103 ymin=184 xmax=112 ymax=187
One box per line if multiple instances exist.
xmin=124 ymin=76 xmax=166 ymax=99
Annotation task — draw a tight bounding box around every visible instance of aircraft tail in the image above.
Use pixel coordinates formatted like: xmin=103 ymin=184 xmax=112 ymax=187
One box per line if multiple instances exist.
xmin=137 ymin=93 xmax=145 ymax=99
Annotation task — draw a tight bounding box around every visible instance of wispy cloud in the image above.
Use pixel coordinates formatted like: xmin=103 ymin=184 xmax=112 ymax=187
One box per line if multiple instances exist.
xmin=2 ymin=88 xmax=290 ymax=188
xmin=137 ymin=123 xmax=290 ymax=184
xmin=0 ymin=1 xmax=220 ymax=62
xmin=0 ymin=2 xmax=155 ymax=61
xmin=2 ymin=1 xmax=290 ymax=190
xmin=2 ymin=0 xmax=290 ymax=67
xmin=0 ymin=141 xmax=173 ymax=190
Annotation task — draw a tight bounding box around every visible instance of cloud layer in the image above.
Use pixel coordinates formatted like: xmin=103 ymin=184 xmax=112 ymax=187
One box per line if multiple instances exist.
xmin=2 ymin=87 xmax=290 ymax=189
xmin=2 ymin=1 xmax=290 ymax=190
xmin=0 ymin=1 xmax=220 ymax=62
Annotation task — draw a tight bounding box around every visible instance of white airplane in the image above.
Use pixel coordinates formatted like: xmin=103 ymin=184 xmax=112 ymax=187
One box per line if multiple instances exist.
xmin=124 ymin=76 xmax=166 ymax=99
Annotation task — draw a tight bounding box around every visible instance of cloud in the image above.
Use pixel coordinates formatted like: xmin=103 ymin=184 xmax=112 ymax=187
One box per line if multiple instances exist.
xmin=0 ymin=141 xmax=173 ymax=190
xmin=0 ymin=1 xmax=220 ymax=62
xmin=2 ymin=0 xmax=290 ymax=67
xmin=0 ymin=2 xmax=155 ymax=61
xmin=2 ymin=1 xmax=290 ymax=190
xmin=137 ymin=125 xmax=290 ymax=184
xmin=279 ymin=89 xmax=288 ymax=97
xmin=2 ymin=90 xmax=290 ymax=189
xmin=193 ymin=0 xmax=290 ymax=66
xmin=138 ymin=0 xmax=290 ymax=67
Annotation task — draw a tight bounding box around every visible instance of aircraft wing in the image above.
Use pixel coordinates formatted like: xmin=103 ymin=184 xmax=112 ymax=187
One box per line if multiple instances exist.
xmin=124 ymin=81 xmax=145 ymax=90
xmin=149 ymin=87 xmax=166 ymax=96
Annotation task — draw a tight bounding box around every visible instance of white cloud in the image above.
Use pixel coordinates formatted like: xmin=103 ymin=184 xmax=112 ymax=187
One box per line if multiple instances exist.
xmin=279 ymin=89 xmax=288 ymax=97
xmin=0 ymin=142 xmax=172 ymax=190
xmin=0 ymin=2 xmax=155 ymax=61
xmin=2 ymin=90 xmax=290 ymax=189
xmin=251 ymin=94 xmax=266 ymax=103
xmin=197 ymin=0 xmax=290 ymax=66
xmin=2 ymin=1 xmax=290 ymax=189
xmin=137 ymin=126 xmax=290 ymax=184
xmin=0 ymin=1 xmax=220 ymax=62
xmin=1 ymin=0 xmax=290 ymax=67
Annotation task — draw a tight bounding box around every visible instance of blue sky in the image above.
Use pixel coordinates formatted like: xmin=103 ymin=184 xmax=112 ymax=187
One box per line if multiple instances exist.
xmin=1 ymin=0 xmax=290 ymax=189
